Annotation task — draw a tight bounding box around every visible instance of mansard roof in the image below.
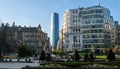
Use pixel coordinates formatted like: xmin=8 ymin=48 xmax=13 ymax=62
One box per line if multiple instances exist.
xmin=0 ymin=26 xmax=39 ymax=32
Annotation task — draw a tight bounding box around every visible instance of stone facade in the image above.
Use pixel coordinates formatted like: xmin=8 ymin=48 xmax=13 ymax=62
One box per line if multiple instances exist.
xmin=0 ymin=22 xmax=50 ymax=56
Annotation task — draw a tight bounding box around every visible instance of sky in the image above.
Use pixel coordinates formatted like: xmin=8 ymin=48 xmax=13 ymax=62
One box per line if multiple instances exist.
xmin=0 ymin=0 xmax=119 ymax=37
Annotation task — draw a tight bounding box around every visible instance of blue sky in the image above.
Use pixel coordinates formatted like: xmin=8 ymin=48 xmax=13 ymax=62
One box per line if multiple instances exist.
xmin=0 ymin=0 xmax=119 ymax=37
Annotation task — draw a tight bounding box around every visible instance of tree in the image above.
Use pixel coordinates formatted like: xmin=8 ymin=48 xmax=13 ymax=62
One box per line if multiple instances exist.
xmin=102 ymin=48 xmax=107 ymax=55
xmin=89 ymin=51 xmax=94 ymax=62
xmin=39 ymin=50 xmax=46 ymax=62
xmin=46 ymin=53 xmax=51 ymax=62
xmin=0 ymin=51 xmax=2 ymax=60
xmin=84 ymin=53 xmax=89 ymax=62
xmin=17 ymin=44 xmax=32 ymax=58
xmin=113 ymin=45 xmax=120 ymax=55
xmin=107 ymin=49 xmax=116 ymax=61
xmin=91 ymin=44 xmax=95 ymax=53
xmin=52 ymin=50 xmax=63 ymax=56
xmin=74 ymin=49 xmax=80 ymax=62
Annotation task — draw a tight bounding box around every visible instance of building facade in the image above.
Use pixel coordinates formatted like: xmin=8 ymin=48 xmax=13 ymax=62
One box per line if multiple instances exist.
xmin=0 ymin=22 xmax=50 ymax=56
xmin=44 ymin=33 xmax=51 ymax=52
xmin=114 ymin=21 xmax=120 ymax=45
xmin=61 ymin=5 xmax=116 ymax=54
xmin=51 ymin=12 xmax=59 ymax=51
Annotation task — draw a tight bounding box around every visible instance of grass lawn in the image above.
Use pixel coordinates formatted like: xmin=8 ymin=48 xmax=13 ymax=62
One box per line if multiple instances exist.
xmin=95 ymin=55 xmax=107 ymax=59
xmin=95 ymin=55 xmax=120 ymax=60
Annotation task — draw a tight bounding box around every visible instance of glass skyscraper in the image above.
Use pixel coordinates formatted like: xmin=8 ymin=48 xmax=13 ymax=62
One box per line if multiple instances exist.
xmin=51 ymin=12 xmax=59 ymax=51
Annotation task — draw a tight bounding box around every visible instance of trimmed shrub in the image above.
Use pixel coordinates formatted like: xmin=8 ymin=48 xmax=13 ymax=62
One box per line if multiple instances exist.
xmin=107 ymin=49 xmax=116 ymax=61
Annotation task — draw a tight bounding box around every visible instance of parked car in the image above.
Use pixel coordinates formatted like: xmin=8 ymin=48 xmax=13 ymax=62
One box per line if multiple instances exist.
xmin=51 ymin=54 xmax=63 ymax=62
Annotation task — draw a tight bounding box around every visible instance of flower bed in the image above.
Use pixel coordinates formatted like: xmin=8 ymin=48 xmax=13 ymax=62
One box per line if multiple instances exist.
xmin=22 ymin=61 xmax=120 ymax=69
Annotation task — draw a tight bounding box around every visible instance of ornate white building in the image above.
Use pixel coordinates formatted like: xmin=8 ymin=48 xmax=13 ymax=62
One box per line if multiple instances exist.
xmin=60 ymin=5 xmax=116 ymax=54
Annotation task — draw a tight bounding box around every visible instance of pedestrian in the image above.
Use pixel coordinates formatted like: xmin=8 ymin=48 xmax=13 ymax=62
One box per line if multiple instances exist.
xmin=25 ymin=57 xmax=27 ymax=62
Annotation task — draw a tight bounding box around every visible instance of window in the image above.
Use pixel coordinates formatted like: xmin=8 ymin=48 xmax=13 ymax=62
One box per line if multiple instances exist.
xmin=98 ymin=35 xmax=102 ymax=38
xmin=91 ymin=30 xmax=93 ymax=33
xmin=73 ymin=10 xmax=75 ymax=13
xmin=66 ymin=45 xmax=68 ymax=48
xmin=94 ymin=15 xmax=102 ymax=18
xmin=76 ymin=29 xmax=77 ymax=32
xmin=98 ymin=29 xmax=102 ymax=33
xmin=92 ymin=25 xmax=95 ymax=28
xmin=93 ymin=19 xmax=103 ymax=23
xmin=96 ymin=9 xmax=103 ymax=13
xmin=73 ymin=20 xmax=75 ymax=22
xmin=73 ymin=15 xmax=75 ymax=18
xmin=76 ymin=10 xmax=78 ymax=13
xmin=85 ymin=45 xmax=87 ymax=48
xmin=76 ymin=19 xmax=77 ymax=22
xmin=94 ymin=29 xmax=97 ymax=33
xmin=94 ymin=39 xmax=97 ymax=43
xmin=92 ymin=35 xmax=95 ymax=38
xmin=73 ymin=10 xmax=77 ymax=13
xmin=88 ymin=45 xmax=91 ymax=48
xmin=85 ymin=20 xmax=90 ymax=24
xmin=83 ymin=15 xmax=104 ymax=19
xmin=66 ymin=35 xmax=69 ymax=37
xmin=73 ymin=29 xmax=75 ymax=32
xmin=66 ymin=40 xmax=69 ymax=43
xmin=82 ymin=9 xmax=103 ymax=14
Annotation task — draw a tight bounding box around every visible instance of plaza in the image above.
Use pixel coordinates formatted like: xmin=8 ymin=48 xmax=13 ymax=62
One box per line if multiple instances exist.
xmin=0 ymin=59 xmax=39 ymax=69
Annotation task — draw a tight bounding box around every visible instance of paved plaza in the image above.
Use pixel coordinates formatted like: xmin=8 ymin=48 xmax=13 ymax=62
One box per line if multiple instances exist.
xmin=0 ymin=59 xmax=39 ymax=69
xmin=0 ymin=62 xmax=39 ymax=69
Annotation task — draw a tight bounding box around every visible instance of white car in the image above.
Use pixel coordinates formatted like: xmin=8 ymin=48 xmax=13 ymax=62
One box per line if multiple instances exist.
xmin=51 ymin=54 xmax=63 ymax=61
